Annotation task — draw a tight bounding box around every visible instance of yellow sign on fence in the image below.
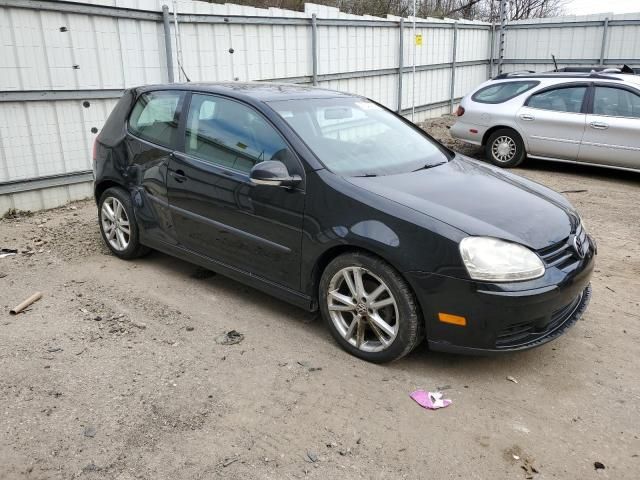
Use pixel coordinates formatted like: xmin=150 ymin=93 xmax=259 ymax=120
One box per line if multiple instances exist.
xmin=415 ymin=34 xmax=423 ymax=46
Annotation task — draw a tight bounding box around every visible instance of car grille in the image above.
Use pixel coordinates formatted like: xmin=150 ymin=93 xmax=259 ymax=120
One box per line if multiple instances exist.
xmin=495 ymin=293 xmax=583 ymax=348
xmin=536 ymin=222 xmax=589 ymax=270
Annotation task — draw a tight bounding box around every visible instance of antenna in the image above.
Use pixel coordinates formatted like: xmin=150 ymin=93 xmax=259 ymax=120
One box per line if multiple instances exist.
xmin=552 ymin=54 xmax=558 ymax=72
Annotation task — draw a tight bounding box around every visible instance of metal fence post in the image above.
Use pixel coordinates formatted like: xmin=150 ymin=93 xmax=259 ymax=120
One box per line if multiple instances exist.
xmin=497 ymin=0 xmax=507 ymax=74
xmin=488 ymin=22 xmax=495 ymax=79
xmin=599 ymin=17 xmax=609 ymax=66
xmin=162 ymin=5 xmax=174 ymax=83
xmin=450 ymin=22 xmax=458 ymax=114
xmin=397 ymin=19 xmax=404 ymax=113
xmin=311 ymin=14 xmax=318 ymax=86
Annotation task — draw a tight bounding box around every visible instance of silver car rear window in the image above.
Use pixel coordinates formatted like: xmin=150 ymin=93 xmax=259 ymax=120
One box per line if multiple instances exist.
xmin=472 ymin=81 xmax=540 ymax=104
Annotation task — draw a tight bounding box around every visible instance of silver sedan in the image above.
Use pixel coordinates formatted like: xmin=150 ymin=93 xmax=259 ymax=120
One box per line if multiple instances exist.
xmin=450 ymin=72 xmax=640 ymax=171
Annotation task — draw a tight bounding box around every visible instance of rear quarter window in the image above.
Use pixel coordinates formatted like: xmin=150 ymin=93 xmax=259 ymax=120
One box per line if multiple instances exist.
xmin=472 ymin=81 xmax=540 ymax=104
xmin=128 ymin=91 xmax=183 ymax=149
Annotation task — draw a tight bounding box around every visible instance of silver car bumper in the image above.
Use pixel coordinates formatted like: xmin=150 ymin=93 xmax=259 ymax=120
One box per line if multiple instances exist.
xmin=450 ymin=120 xmax=487 ymax=146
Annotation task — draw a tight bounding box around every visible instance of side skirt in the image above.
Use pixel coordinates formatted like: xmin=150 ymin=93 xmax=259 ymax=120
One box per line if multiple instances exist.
xmin=141 ymin=235 xmax=315 ymax=312
xmin=528 ymin=155 xmax=640 ymax=173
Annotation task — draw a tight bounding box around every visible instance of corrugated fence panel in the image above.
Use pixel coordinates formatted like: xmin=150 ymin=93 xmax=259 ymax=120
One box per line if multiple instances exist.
xmin=318 ymin=25 xmax=398 ymax=75
xmin=454 ymin=63 xmax=487 ymax=98
xmin=178 ymin=23 xmax=312 ymax=82
xmin=403 ymin=25 xmax=454 ymax=66
xmin=118 ymin=18 xmax=165 ymax=86
xmin=606 ymin=23 xmax=640 ymax=62
xmin=402 ymin=68 xmax=451 ymax=111
xmin=0 ymin=103 xmax=40 ymax=181
xmin=5 ymin=7 xmax=54 ymax=91
xmin=0 ymin=5 xmax=170 ymax=90
xmin=0 ymin=8 xmax=21 ymax=90
xmin=413 ymin=104 xmax=451 ymax=123
xmin=93 ymin=15 xmax=127 ymax=88
xmin=0 ymin=98 xmax=117 ymax=183
xmin=456 ymin=27 xmax=490 ymax=62
xmin=0 ymin=182 xmax=94 ymax=214
xmin=505 ymin=24 xmax=604 ymax=61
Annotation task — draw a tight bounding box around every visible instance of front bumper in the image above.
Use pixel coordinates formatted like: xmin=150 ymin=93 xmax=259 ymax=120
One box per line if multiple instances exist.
xmin=406 ymin=251 xmax=595 ymax=354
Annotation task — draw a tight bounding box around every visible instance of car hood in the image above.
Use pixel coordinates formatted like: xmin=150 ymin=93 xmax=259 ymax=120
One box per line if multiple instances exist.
xmin=346 ymin=156 xmax=576 ymax=250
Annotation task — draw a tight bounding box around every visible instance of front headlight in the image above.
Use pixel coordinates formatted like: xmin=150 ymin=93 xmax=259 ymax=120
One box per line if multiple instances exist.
xmin=459 ymin=237 xmax=545 ymax=282
xmin=577 ymin=215 xmax=587 ymax=232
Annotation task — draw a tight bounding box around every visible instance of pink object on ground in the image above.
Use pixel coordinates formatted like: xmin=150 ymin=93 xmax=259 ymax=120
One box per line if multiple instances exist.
xmin=410 ymin=390 xmax=452 ymax=410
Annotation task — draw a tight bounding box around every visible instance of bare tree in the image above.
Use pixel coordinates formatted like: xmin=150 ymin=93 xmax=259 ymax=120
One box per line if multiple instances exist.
xmin=476 ymin=0 xmax=567 ymax=21
xmin=202 ymin=0 xmax=567 ymax=21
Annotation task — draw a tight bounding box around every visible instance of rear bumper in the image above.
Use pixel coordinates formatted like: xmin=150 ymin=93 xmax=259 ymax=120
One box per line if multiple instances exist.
xmin=406 ymin=252 xmax=595 ymax=354
xmin=449 ymin=120 xmax=486 ymax=146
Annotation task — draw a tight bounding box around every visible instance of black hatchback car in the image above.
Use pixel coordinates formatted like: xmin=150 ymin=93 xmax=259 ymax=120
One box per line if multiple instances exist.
xmin=93 ymin=82 xmax=595 ymax=363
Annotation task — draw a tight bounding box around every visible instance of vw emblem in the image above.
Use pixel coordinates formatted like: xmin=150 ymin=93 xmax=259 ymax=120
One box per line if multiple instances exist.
xmin=572 ymin=236 xmax=585 ymax=259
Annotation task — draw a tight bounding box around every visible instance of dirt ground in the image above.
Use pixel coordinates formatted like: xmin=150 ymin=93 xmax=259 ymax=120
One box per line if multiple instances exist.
xmin=1 ymin=117 xmax=639 ymax=479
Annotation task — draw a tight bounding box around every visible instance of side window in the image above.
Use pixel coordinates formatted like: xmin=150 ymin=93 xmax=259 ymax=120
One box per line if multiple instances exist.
xmin=593 ymin=86 xmax=640 ymax=118
xmin=472 ymin=81 xmax=539 ymax=104
xmin=527 ymin=86 xmax=587 ymax=113
xmin=129 ymin=91 xmax=183 ymax=148
xmin=185 ymin=94 xmax=295 ymax=174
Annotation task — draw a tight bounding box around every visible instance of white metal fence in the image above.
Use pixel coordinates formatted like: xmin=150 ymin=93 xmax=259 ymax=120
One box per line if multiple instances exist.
xmin=0 ymin=0 xmax=638 ymax=213
xmin=499 ymin=14 xmax=640 ymax=74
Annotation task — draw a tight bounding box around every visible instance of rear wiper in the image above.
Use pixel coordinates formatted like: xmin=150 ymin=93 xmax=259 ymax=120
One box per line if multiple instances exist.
xmin=353 ymin=173 xmax=378 ymax=177
xmin=412 ymin=162 xmax=446 ymax=172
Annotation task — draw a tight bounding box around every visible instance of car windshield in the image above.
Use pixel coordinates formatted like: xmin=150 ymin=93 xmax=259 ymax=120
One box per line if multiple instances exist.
xmin=268 ymin=97 xmax=449 ymax=176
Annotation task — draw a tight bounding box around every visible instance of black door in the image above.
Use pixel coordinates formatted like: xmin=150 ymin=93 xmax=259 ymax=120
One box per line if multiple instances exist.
xmin=167 ymin=93 xmax=305 ymax=291
xmin=126 ymin=89 xmax=185 ymax=246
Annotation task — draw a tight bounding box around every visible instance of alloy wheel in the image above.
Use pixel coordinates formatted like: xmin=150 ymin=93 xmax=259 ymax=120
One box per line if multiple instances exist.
xmin=491 ymin=135 xmax=517 ymax=163
xmin=327 ymin=266 xmax=399 ymax=352
xmin=101 ymin=197 xmax=131 ymax=251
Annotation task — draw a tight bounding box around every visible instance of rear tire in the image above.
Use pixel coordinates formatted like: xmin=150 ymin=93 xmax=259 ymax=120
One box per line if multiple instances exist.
xmin=98 ymin=187 xmax=150 ymax=260
xmin=319 ymin=252 xmax=423 ymax=363
xmin=486 ymin=128 xmax=526 ymax=168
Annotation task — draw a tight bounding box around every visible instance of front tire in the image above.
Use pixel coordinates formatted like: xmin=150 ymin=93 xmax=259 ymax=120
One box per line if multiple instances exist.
xmin=319 ymin=252 xmax=423 ymax=363
xmin=486 ymin=128 xmax=526 ymax=168
xmin=98 ymin=187 xmax=149 ymax=259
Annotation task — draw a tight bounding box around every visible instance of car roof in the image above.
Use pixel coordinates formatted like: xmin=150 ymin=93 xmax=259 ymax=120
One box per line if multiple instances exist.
xmin=483 ymin=73 xmax=640 ymax=93
xmin=621 ymin=75 xmax=640 ymax=86
xmin=492 ymin=71 xmax=638 ymax=83
xmin=136 ymin=81 xmax=355 ymax=102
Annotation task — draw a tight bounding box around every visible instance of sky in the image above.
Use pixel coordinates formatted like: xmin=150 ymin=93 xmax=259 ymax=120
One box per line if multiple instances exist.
xmin=565 ymin=0 xmax=640 ymax=15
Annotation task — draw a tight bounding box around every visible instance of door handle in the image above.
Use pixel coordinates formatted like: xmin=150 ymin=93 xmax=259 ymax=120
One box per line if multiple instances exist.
xmin=170 ymin=169 xmax=187 ymax=183
xmin=589 ymin=121 xmax=609 ymax=130
xmin=519 ymin=114 xmax=535 ymax=121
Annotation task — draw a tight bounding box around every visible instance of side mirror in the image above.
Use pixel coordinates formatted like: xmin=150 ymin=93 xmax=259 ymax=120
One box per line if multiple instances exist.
xmin=250 ymin=160 xmax=301 ymax=188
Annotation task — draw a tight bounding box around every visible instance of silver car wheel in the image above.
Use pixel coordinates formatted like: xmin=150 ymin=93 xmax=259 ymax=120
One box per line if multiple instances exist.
xmin=492 ymin=135 xmax=517 ymax=163
xmin=101 ymin=197 xmax=130 ymax=251
xmin=327 ymin=266 xmax=399 ymax=353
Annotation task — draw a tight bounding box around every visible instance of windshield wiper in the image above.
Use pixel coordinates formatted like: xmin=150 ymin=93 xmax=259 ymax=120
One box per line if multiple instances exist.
xmin=411 ymin=162 xmax=446 ymax=172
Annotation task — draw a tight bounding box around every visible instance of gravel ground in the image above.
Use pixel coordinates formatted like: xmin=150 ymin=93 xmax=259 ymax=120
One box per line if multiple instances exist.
xmin=1 ymin=117 xmax=639 ymax=479
xmin=421 ymin=115 xmax=483 ymax=156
